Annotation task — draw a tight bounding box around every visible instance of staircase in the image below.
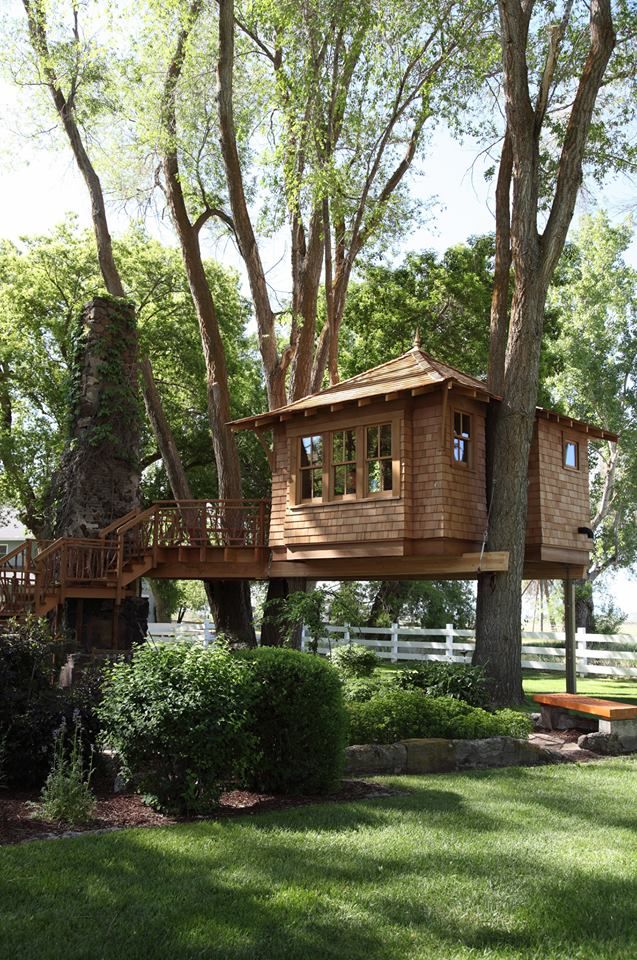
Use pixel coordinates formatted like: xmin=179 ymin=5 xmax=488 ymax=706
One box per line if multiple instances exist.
xmin=0 ymin=500 xmax=270 ymax=623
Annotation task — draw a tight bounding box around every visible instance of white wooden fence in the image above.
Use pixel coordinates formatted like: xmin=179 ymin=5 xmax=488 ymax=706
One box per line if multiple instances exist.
xmin=300 ymin=624 xmax=637 ymax=679
xmin=145 ymin=621 xmax=637 ymax=679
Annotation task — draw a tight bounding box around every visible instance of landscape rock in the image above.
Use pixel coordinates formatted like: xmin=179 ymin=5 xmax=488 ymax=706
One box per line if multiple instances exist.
xmin=344 ymin=743 xmax=407 ymax=776
xmin=578 ymin=731 xmax=623 ymax=755
xmin=452 ymin=736 xmax=547 ymax=769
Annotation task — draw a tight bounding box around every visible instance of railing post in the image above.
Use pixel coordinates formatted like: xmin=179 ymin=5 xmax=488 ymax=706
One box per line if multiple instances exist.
xmin=203 ymin=620 xmax=214 ymax=649
xmin=258 ymin=500 xmax=265 ymax=546
xmin=391 ymin=622 xmax=398 ymax=663
xmin=445 ymin=623 xmax=454 ymax=662
xmin=576 ymin=626 xmax=587 ymax=677
xmin=300 ymin=624 xmax=307 ymax=652
xmin=344 ymin=623 xmax=350 ymax=646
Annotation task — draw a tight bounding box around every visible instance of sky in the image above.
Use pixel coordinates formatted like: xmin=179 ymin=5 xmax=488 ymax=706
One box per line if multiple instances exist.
xmin=0 ymin=80 xmax=636 ymax=617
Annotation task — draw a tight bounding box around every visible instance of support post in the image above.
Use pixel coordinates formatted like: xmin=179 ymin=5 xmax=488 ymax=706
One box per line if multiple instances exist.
xmin=445 ymin=623 xmax=454 ymax=662
xmin=391 ymin=622 xmax=398 ymax=663
xmin=564 ymin=579 xmax=577 ymax=694
xmin=576 ymin=626 xmax=587 ymax=677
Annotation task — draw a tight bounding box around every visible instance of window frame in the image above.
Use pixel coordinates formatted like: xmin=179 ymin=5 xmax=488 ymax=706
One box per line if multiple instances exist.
xmin=0 ymin=544 xmax=7 ymax=559
xmin=294 ymin=416 xmax=401 ymax=505
xmin=451 ymin=408 xmax=473 ymax=468
xmin=298 ymin=434 xmax=326 ymax=503
xmin=563 ymin=436 xmax=580 ymax=472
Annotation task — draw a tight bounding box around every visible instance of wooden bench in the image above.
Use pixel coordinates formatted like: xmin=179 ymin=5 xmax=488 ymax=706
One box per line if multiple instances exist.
xmin=533 ymin=693 xmax=637 ymax=740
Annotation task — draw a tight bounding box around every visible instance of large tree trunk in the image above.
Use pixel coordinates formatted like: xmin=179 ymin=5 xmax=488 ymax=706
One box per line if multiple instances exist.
xmin=45 ymin=297 xmax=147 ymax=650
xmin=474 ymin=279 xmax=546 ymax=706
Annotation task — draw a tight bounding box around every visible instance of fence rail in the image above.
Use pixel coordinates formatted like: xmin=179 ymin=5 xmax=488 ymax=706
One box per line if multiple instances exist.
xmin=300 ymin=624 xmax=637 ymax=679
xmin=143 ymin=621 xmax=637 ymax=680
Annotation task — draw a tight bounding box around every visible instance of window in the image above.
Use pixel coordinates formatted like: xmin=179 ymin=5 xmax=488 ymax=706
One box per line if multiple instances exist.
xmin=296 ymin=420 xmax=399 ymax=503
xmin=332 ymin=430 xmax=357 ymax=498
xmin=564 ymin=439 xmax=579 ymax=470
xmin=453 ymin=411 xmax=471 ymax=465
xmin=0 ymin=545 xmax=7 ymax=559
xmin=299 ymin=434 xmax=323 ymax=501
xmin=366 ymin=423 xmax=393 ymax=495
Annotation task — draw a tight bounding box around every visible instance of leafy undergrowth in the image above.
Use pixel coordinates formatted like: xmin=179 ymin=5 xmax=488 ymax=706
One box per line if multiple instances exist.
xmin=2 ymin=760 xmax=637 ymax=959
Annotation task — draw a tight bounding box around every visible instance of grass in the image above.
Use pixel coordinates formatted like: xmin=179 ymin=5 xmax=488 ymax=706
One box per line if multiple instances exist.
xmin=523 ymin=671 xmax=637 ymax=709
xmin=378 ymin=662 xmax=637 ymax=711
xmin=2 ymin=761 xmax=637 ymax=960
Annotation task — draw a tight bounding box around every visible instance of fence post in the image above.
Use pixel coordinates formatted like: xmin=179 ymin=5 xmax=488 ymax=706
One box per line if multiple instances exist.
xmin=445 ymin=623 xmax=454 ymax=662
xmin=300 ymin=624 xmax=306 ymax=652
xmin=391 ymin=622 xmax=398 ymax=663
xmin=344 ymin=623 xmax=350 ymax=647
xmin=576 ymin=626 xmax=587 ymax=676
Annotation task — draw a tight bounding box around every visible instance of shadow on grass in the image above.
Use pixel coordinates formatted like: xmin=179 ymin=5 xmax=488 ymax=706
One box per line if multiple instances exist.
xmin=1 ymin=767 xmax=637 ymax=960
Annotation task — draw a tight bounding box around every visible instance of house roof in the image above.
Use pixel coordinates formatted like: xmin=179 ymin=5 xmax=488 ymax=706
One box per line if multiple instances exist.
xmin=229 ymin=346 xmax=618 ymax=442
xmin=230 ymin=347 xmax=492 ymax=431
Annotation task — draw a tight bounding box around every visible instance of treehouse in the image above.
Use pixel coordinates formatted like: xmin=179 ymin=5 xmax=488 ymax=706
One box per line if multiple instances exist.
xmin=231 ymin=345 xmax=617 ymax=582
xmin=0 ymin=344 xmax=617 ymax=640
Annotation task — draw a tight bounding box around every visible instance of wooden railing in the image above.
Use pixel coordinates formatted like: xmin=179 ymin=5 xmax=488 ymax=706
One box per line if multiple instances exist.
xmin=33 ymin=538 xmax=120 ymax=610
xmin=0 ymin=499 xmax=271 ymax=618
xmin=112 ymin=499 xmax=269 ymax=563
xmin=0 ymin=540 xmax=41 ymax=614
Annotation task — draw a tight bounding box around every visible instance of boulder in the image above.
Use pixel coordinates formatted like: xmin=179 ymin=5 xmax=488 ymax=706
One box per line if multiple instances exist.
xmin=344 ymin=743 xmax=407 ymax=776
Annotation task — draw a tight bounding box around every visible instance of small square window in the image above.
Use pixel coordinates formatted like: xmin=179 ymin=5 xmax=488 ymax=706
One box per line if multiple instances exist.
xmin=564 ymin=439 xmax=579 ymax=470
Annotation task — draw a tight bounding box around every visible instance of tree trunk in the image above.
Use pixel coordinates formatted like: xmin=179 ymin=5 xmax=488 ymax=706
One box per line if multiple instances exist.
xmin=474 ymin=278 xmax=546 ymax=706
xmin=575 ymin=579 xmax=595 ymax=631
xmin=45 ymin=297 xmax=147 ymax=650
xmin=367 ymin=581 xmax=405 ymax=626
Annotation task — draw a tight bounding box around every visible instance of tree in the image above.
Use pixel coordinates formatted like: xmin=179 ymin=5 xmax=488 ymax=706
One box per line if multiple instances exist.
xmin=545 ymin=211 xmax=637 ymax=627
xmin=339 ymin=240 xmax=494 ymax=381
xmin=474 ymin=0 xmax=623 ymax=704
xmin=0 ymin=221 xmax=267 ymax=530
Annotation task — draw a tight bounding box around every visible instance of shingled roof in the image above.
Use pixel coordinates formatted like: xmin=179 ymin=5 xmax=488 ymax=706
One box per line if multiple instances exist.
xmin=230 ymin=346 xmax=491 ymax=431
xmin=229 ymin=345 xmax=618 ymax=442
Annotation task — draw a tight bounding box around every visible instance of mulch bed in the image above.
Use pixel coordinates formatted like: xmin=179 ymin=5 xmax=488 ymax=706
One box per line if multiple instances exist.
xmin=0 ymin=779 xmax=397 ymax=847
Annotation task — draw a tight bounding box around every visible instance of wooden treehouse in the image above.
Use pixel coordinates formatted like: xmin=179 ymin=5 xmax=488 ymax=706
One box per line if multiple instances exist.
xmin=231 ymin=345 xmax=616 ymax=581
xmin=0 ymin=346 xmax=616 ymax=633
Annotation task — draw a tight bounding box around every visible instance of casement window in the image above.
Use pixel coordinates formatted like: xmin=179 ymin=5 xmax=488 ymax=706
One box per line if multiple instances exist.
xmin=452 ymin=411 xmax=471 ymax=465
xmin=297 ymin=420 xmax=399 ymax=504
xmin=299 ymin=434 xmax=324 ymax=501
xmin=365 ymin=423 xmax=393 ymax=496
xmin=563 ymin=438 xmax=579 ymax=471
xmin=331 ymin=430 xmax=357 ymax=499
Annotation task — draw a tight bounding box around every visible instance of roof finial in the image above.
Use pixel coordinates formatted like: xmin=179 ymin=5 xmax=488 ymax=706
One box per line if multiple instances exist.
xmin=412 ymin=327 xmax=421 ymax=350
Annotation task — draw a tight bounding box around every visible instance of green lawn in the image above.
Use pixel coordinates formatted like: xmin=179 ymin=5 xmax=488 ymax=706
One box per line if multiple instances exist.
xmin=2 ymin=761 xmax=637 ymax=960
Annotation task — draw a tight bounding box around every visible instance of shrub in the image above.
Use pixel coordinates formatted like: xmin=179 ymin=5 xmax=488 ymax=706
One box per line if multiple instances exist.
xmin=98 ymin=644 xmax=255 ymax=814
xmin=347 ymin=690 xmax=532 ymax=744
xmin=341 ymin=676 xmax=385 ymax=703
xmin=36 ymin=720 xmax=96 ymax=826
xmin=0 ymin=617 xmax=101 ymax=788
xmin=237 ymin=648 xmax=347 ymax=794
xmin=393 ymin=661 xmax=490 ymax=707
xmin=331 ymin=643 xmax=379 ymax=678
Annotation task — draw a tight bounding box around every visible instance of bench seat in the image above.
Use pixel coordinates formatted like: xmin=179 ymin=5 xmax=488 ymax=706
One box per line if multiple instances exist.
xmin=533 ymin=693 xmax=637 ymax=721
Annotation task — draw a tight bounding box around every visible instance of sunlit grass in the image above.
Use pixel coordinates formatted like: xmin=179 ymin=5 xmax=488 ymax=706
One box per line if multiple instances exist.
xmin=2 ymin=761 xmax=637 ymax=960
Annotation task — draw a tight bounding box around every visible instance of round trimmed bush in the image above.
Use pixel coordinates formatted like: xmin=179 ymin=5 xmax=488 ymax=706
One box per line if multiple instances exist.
xmin=98 ymin=644 xmax=254 ymax=814
xmin=331 ymin=643 xmax=379 ymax=678
xmin=237 ymin=648 xmax=347 ymax=794
xmin=347 ymin=690 xmax=532 ymax=744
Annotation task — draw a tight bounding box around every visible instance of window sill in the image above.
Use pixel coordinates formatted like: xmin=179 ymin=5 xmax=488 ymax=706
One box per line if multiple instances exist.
xmin=290 ymin=494 xmax=401 ymax=511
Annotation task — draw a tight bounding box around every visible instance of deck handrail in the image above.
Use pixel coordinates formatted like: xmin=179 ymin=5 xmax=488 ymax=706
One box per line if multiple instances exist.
xmin=98 ymin=508 xmax=141 ymax=538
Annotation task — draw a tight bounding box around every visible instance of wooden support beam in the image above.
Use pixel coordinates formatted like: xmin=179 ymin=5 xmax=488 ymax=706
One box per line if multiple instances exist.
xmin=440 ymin=381 xmax=452 ymax=448
xmin=564 ymin=578 xmax=577 ymax=695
